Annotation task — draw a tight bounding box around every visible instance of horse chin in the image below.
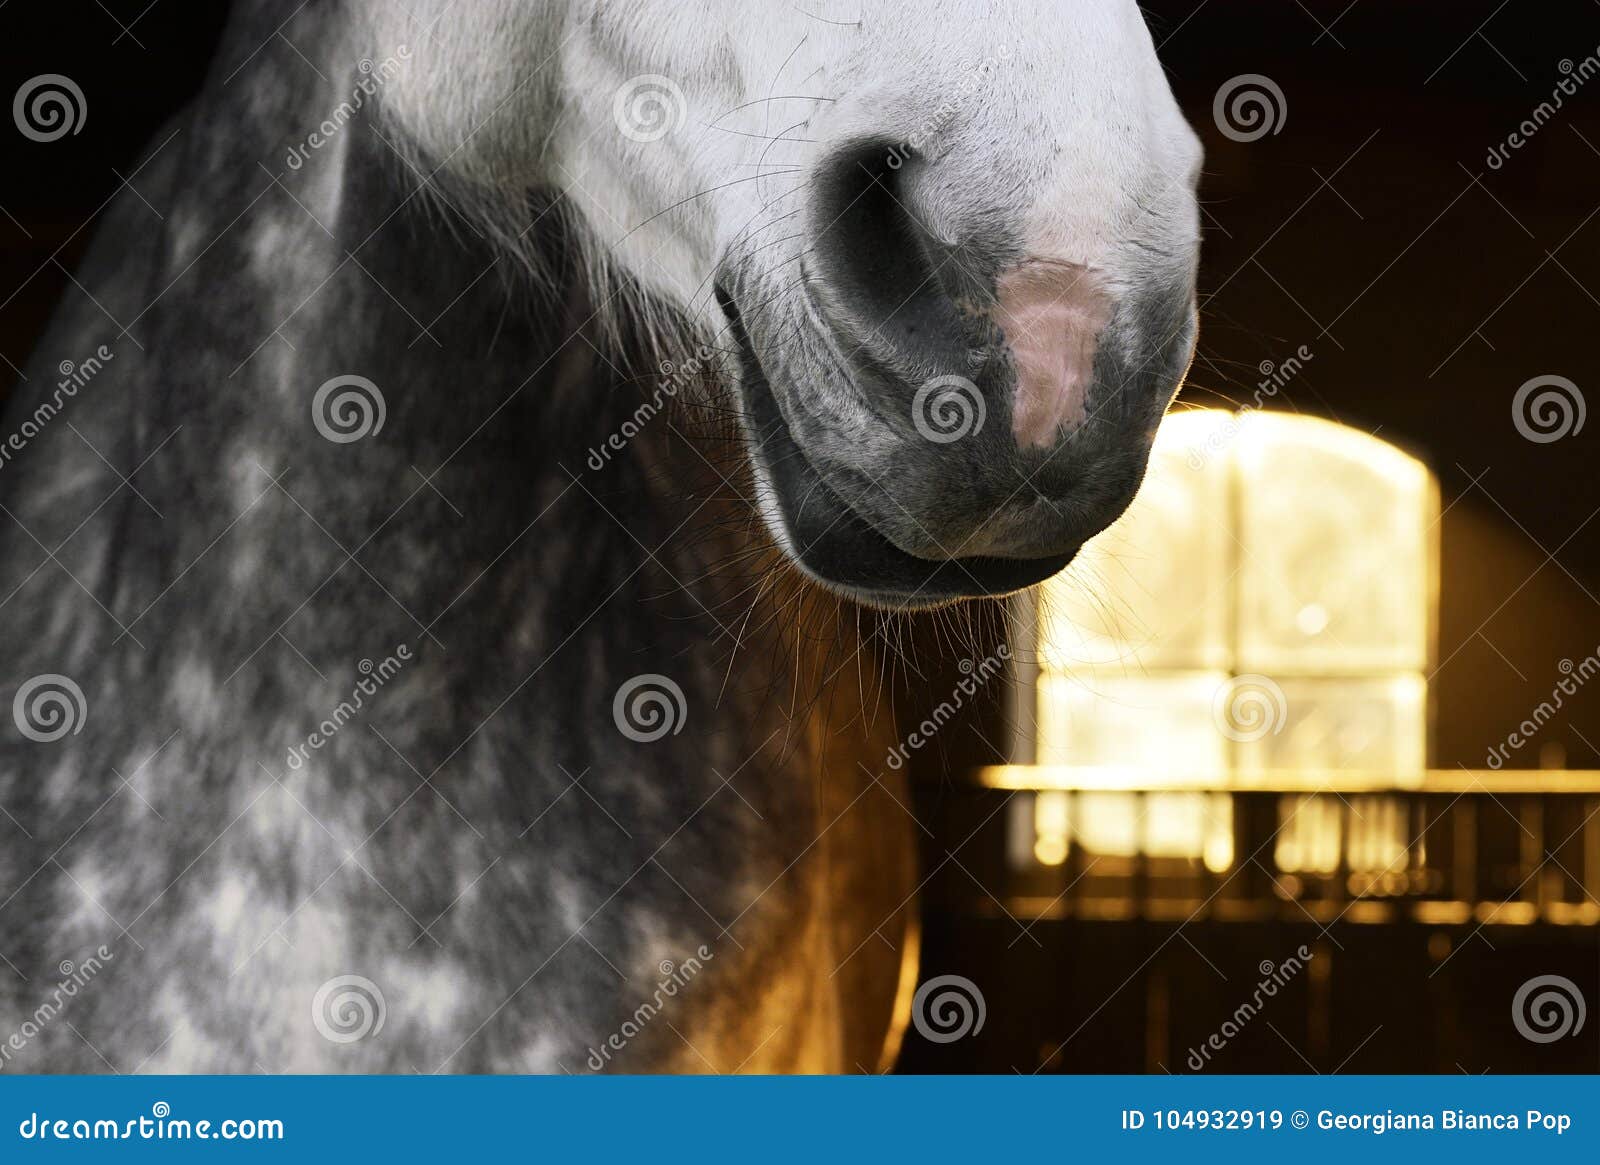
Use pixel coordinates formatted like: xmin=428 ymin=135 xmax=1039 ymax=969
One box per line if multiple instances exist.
xmin=717 ymin=284 xmax=1078 ymax=611
xmin=761 ymin=422 xmax=1079 ymax=610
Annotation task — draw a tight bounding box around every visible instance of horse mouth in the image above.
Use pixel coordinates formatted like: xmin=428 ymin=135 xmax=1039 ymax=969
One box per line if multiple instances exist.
xmin=717 ymin=285 xmax=1078 ymax=609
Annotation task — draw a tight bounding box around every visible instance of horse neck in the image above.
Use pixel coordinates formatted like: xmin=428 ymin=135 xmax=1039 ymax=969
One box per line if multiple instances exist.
xmin=116 ymin=17 xmax=605 ymax=542
xmin=100 ymin=12 xmax=865 ymax=708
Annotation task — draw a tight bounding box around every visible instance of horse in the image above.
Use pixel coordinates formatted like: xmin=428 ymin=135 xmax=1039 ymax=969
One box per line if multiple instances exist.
xmin=0 ymin=0 xmax=1201 ymax=1072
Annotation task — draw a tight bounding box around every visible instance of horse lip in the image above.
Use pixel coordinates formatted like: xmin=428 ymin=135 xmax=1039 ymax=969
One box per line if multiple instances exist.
xmin=717 ymin=280 xmax=1078 ymax=605
xmin=718 ymin=271 xmax=977 ymax=562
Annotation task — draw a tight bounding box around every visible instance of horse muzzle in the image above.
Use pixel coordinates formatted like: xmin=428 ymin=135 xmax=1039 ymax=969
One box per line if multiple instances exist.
xmin=718 ymin=139 xmax=1199 ymax=609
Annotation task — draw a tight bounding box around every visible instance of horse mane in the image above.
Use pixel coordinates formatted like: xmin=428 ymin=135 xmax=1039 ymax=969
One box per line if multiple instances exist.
xmin=352 ymin=0 xmax=699 ymax=383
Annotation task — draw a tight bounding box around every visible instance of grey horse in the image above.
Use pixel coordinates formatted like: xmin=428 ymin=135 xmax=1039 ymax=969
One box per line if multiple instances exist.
xmin=0 ymin=0 xmax=1200 ymax=1071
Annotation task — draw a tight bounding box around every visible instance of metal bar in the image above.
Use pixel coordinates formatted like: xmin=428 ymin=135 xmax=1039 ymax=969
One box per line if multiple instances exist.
xmin=974 ymin=766 xmax=1600 ymax=795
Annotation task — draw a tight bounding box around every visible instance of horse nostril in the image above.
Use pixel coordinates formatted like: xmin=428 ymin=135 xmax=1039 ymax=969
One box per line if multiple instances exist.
xmin=807 ymin=140 xmax=974 ymax=381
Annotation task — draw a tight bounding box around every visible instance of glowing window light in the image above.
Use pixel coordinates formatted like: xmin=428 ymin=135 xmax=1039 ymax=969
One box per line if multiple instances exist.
xmin=1023 ymin=409 xmax=1440 ymax=862
xmin=1234 ymin=412 xmax=1437 ymax=675
xmin=1034 ymin=791 xmax=1070 ymax=866
xmin=1026 ymin=790 xmax=1235 ymax=871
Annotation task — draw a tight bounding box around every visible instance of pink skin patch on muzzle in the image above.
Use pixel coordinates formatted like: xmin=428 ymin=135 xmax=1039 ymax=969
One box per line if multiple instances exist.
xmin=995 ymin=261 xmax=1114 ymax=449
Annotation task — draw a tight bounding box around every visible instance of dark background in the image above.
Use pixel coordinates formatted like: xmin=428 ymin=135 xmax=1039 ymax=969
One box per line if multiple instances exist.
xmin=4 ymin=1 xmax=1598 ymax=1073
